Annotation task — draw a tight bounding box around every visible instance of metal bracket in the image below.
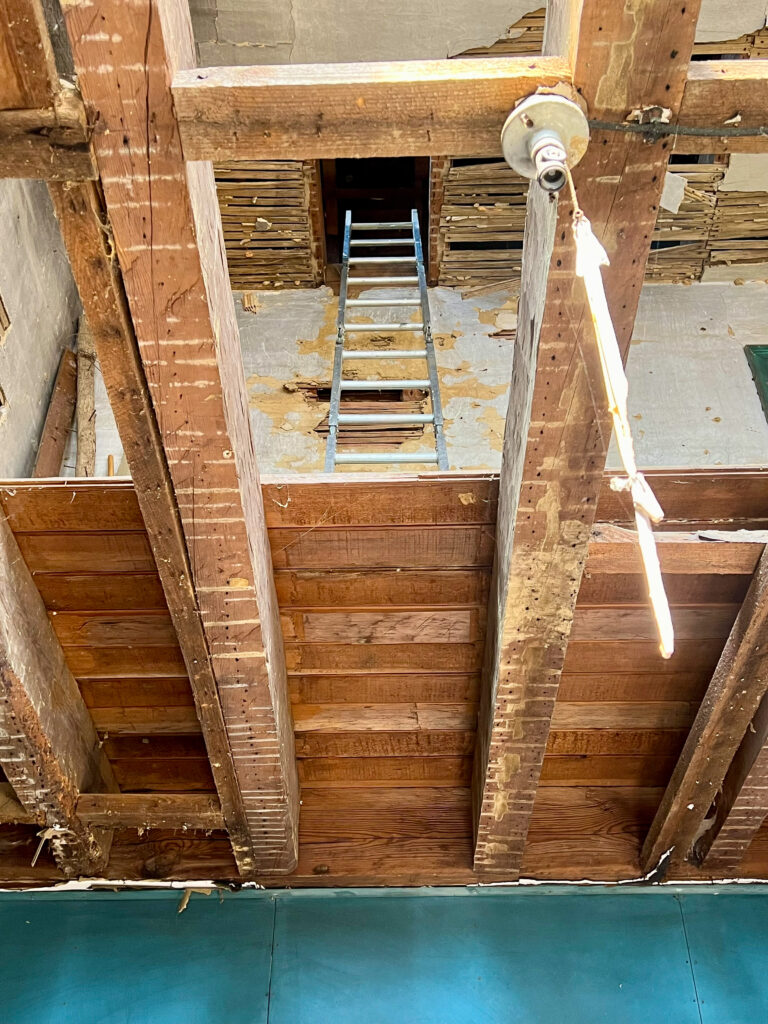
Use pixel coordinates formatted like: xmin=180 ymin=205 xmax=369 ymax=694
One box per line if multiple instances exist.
xmin=501 ymin=94 xmax=590 ymax=193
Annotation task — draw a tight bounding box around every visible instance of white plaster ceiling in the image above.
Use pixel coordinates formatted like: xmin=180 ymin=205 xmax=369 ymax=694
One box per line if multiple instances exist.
xmin=189 ymin=0 xmax=768 ymax=67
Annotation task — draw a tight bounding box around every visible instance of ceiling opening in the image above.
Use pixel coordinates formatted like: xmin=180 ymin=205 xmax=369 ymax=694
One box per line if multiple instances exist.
xmin=320 ymin=157 xmax=430 ymax=267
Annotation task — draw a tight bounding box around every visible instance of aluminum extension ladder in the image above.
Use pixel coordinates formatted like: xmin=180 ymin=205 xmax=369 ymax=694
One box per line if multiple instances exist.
xmin=324 ymin=209 xmax=449 ymax=471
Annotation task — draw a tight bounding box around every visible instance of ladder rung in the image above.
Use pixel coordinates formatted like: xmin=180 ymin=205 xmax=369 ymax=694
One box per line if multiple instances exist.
xmin=349 ymin=238 xmax=414 ymax=246
xmin=335 ymin=452 xmax=439 ymax=465
xmin=348 ymin=257 xmax=417 ymax=264
xmin=344 ymin=322 xmax=423 ymax=332
xmin=351 ymin=221 xmax=413 ymax=229
xmin=342 ymin=349 xmax=427 ymax=360
xmin=347 ymin=276 xmax=419 ymax=284
xmin=338 ymin=413 xmax=434 ymax=425
xmin=340 ymin=379 xmax=430 ymax=390
xmin=346 ymin=298 xmax=421 ymax=307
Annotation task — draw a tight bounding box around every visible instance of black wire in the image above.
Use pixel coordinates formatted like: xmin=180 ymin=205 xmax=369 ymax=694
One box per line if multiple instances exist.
xmin=588 ymin=117 xmax=768 ymax=141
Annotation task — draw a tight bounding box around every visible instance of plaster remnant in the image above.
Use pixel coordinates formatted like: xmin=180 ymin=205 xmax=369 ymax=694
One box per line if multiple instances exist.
xmin=190 ymin=0 xmax=538 ymax=65
xmin=492 ymin=789 xmax=510 ymax=821
xmin=696 ymin=0 xmax=768 ymax=42
xmin=499 ymin=753 xmax=521 ymax=782
xmin=719 ymin=155 xmax=768 ymax=193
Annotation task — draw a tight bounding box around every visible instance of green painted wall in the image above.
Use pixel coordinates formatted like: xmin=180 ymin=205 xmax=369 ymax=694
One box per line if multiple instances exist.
xmin=1 ymin=886 xmax=766 ymax=1022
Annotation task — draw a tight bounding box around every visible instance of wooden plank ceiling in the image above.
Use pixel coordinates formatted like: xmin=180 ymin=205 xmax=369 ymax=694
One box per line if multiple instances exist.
xmin=1 ymin=472 xmax=767 ymax=886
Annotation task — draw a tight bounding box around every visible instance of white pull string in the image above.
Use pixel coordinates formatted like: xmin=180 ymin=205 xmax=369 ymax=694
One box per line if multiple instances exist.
xmin=566 ymin=168 xmax=674 ymax=659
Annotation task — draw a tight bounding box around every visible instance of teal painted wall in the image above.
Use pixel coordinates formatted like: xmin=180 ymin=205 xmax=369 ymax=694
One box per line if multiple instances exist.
xmin=1 ymin=887 xmax=767 ymax=1023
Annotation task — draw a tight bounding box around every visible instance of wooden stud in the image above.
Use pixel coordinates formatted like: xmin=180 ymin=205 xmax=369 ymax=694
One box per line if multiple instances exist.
xmin=61 ymin=0 xmax=299 ymax=873
xmin=48 ymin=186 xmax=277 ymax=876
xmin=33 ymin=349 xmax=76 ymax=478
xmin=74 ymin=317 xmax=96 ymax=478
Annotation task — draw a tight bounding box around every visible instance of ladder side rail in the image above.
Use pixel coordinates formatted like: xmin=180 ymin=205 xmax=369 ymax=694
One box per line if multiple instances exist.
xmin=412 ymin=209 xmax=449 ymax=470
xmin=325 ymin=209 xmax=352 ymax=471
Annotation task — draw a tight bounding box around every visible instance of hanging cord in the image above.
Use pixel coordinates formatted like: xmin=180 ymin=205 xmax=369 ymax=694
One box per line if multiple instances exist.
xmin=564 ymin=167 xmax=674 ymax=659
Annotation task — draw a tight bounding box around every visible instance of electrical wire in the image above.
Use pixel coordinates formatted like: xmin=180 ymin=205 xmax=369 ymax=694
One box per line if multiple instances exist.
xmin=588 ymin=117 xmax=768 ymax=141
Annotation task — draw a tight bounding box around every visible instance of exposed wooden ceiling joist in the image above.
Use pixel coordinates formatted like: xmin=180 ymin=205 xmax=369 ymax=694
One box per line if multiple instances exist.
xmin=60 ymin=0 xmax=299 ymax=874
xmin=675 ymin=59 xmax=768 ymax=154
xmin=172 ymin=56 xmax=571 ymax=161
xmin=472 ymin=0 xmax=703 ymax=877
xmin=48 ymin=180 xmax=264 ymax=877
xmin=641 ymin=546 xmax=768 ymax=872
xmin=0 ymin=514 xmax=117 ymax=876
xmin=172 ymin=57 xmax=768 ymax=163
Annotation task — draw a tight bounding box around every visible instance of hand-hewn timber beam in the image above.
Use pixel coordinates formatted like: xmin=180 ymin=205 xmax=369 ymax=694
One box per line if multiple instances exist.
xmin=642 ymin=546 xmax=768 ymax=872
xmin=0 ymin=1 xmax=94 ymax=178
xmin=0 ymin=514 xmax=117 ymax=876
xmin=171 ymin=54 xmax=768 ymax=163
xmin=47 ymin=180 xmax=264 ymax=878
xmin=77 ymin=793 xmax=225 ymax=831
xmin=675 ymin=60 xmax=768 ymax=154
xmin=472 ymin=0 xmax=702 ymax=877
xmin=172 ymin=56 xmax=571 ymax=161
xmin=61 ymin=0 xmax=299 ymax=874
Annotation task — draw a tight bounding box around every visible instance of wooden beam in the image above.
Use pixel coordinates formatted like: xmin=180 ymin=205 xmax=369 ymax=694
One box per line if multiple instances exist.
xmin=62 ymin=0 xmax=299 ymax=873
xmin=33 ymin=348 xmax=76 ymax=477
xmin=172 ymin=53 xmax=768 ymax=162
xmin=75 ymin=318 xmax=95 ymax=478
xmin=693 ymin=689 xmax=768 ymax=872
xmin=0 ymin=514 xmax=117 ymax=876
xmin=0 ymin=0 xmax=57 ymax=108
xmin=427 ymin=157 xmax=450 ymax=286
xmin=0 ymin=92 xmax=95 ymax=179
xmin=48 ymin=185 xmax=277 ymax=878
xmin=641 ymin=546 xmax=768 ymax=871
xmin=676 ymin=60 xmax=768 ymax=154
xmin=0 ymin=1 xmax=94 ymax=178
xmin=77 ymin=793 xmax=224 ymax=831
xmin=172 ymin=56 xmax=571 ymax=161
xmin=472 ymin=0 xmax=702 ymax=877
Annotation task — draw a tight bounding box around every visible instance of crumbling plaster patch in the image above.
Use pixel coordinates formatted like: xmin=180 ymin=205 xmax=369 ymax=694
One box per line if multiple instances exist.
xmin=191 ymin=0 xmax=768 ymax=66
xmin=719 ymin=154 xmax=768 ymax=193
xmin=0 ymin=180 xmax=80 ymax=477
xmin=236 ymin=285 xmax=517 ymax=473
xmin=81 ymin=281 xmax=768 ymax=479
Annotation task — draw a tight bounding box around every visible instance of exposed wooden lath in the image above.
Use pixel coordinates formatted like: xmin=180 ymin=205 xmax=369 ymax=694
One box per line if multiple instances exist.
xmin=457 ymin=9 xmax=768 ymax=62
xmin=215 ymin=160 xmax=325 ymax=289
xmin=431 ymin=155 xmax=768 ymax=288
